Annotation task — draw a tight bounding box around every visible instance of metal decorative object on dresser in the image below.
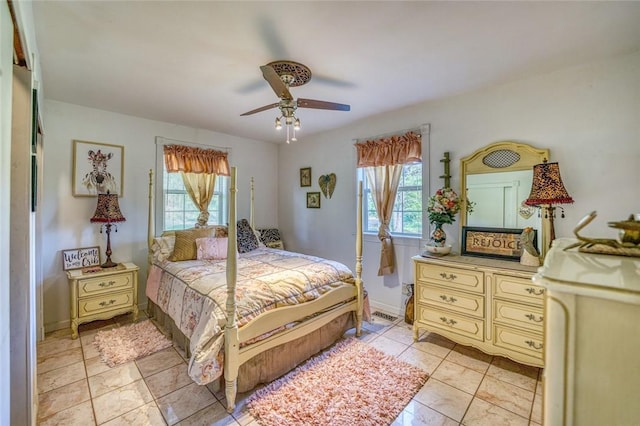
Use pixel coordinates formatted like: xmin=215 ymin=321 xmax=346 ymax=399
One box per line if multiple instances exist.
xmin=67 ymin=262 xmax=139 ymax=339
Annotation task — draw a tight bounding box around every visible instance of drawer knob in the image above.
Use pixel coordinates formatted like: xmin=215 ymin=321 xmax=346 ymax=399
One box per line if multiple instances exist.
xmin=439 ymin=316 xmax=457 ymax=326
xmin=439 ymin=272 xmax=457 ymax=281
xmin=525 ymin=313 xmax=544 ymax=323
xmin=99 ymin=280 xmax=116 ymax=288
xmin=99 ymin=299 xmax=116 ymax=307
xmin=439 ymin=295 xmax=457 ymax=304
xmin=525 ymin=287 xmax=544 ymax=296
xmin=525 ymin=340 xmax=543 ymax=350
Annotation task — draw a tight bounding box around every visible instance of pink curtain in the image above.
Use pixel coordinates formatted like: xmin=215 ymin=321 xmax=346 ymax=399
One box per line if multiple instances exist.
xmin=355 ymin=131 xmax=422 ymax=276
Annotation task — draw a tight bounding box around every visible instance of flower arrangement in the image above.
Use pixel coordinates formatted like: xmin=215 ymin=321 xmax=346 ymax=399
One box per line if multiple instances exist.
xmin=426 ymin=187 xmax=464 ymax=225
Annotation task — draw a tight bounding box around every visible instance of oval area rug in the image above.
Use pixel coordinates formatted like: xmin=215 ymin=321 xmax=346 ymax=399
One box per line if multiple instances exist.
xmin=247 ymin=338 xmax=428 ymax=426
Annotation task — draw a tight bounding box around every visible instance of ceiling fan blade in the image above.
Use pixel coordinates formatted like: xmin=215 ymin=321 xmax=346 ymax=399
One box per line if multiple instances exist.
xmin=260 ymin=65 xmax=293 ymax=100
xmin=297 ymin=98 xmax=351 ymax=111
xmin=240 ymin=102 xmax=279 ymax=116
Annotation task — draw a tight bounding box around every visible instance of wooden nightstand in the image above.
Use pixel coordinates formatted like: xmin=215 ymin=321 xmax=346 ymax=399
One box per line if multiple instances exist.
xmin=66 ymin=262 xmax=139 ymax=339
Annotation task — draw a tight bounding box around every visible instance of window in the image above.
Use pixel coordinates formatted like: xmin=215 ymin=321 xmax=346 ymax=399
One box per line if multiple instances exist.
xmin=162 ymin=165 xmax=228 ymax=231
xmin=362 ymin=163 xmax=422 ymax=236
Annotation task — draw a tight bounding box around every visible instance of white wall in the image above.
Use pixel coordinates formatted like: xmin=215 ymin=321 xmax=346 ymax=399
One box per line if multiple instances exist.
xmin=41 ymin=101 xmax=278 ymax=331
xmin=279 ymin=51 xmax=640 ymax=316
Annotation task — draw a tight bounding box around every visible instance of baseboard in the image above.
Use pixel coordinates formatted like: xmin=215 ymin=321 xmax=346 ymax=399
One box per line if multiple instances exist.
xmin=368 ymin=300 xmax=403 ymax=319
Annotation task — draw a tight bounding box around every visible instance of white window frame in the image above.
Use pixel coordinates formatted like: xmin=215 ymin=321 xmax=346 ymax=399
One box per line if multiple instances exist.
xmin=154 ymin=137 xmax=230 ymax=234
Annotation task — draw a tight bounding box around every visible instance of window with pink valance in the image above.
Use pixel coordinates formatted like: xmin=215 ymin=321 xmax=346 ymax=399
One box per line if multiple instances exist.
xmin=355 ymin=131 xmax=422 ymax=168
xmin=163 ymin=145 xmax=230 ymax=176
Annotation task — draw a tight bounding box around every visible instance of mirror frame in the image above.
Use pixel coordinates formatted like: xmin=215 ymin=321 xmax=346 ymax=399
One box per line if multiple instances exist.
xmin=460 ymin=141 xmax=551 ymax=258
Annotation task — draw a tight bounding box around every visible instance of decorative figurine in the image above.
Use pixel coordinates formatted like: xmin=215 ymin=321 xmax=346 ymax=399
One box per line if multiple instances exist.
xmin=519 ymin=227 xmax=540 ymax=266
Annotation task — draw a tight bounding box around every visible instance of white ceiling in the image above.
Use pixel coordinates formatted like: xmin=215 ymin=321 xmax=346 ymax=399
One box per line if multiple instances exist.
xmin=32 ymin=1 xmax=640 ymax=144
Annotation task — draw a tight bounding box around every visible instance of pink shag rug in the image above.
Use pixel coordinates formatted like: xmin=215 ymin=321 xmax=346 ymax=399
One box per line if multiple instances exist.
xmin=247 ymin=338 xmax=428 ymax=426
xmin=93 ymin=320 xmax=172 ymax=367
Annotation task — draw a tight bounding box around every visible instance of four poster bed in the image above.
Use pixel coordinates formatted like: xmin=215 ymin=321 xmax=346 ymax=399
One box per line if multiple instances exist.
xmin=145 ymin=167 xmax=365 ymax=412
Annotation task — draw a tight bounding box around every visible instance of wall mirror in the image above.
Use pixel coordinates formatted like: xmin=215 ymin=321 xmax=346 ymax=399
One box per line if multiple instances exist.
xmin=460 ymin=141 xmax=551 ymax=258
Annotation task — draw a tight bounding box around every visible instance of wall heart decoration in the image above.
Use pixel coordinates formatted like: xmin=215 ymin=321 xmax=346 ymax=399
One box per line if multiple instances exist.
xmin=318 ymin=173 xmax=337 ymax=199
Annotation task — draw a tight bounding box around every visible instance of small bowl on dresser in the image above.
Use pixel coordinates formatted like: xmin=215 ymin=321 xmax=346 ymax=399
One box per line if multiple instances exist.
xmin=423 ymin=244 xmax=452 ymax=256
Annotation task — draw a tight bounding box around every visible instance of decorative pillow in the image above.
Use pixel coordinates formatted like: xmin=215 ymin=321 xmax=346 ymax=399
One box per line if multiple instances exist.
xmin=169 ymin=227 xmax=215 ymax=261
xmin=151 ymin=236 xmax=176 ymax=263
xmin=196 ymin=237 xmax=228 ymax=260
xmin=214 ymin=225 xmax=228 ymax=238
xmin=257 ymin=228 xmax=282 ymax=244
xmin=237 ymin=219 xmax=259 ymax=253
xmin=253 ymin=229 xmax=266 ymax=248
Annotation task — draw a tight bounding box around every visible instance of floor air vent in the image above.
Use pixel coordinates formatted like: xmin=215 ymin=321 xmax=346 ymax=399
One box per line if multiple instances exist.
xmin=371 ymin=311 xmax=398 ymax=322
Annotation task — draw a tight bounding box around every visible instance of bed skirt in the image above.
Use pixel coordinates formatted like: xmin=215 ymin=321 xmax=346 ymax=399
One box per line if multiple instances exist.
xmin=146 ymin=301 xmax=355 ymax=393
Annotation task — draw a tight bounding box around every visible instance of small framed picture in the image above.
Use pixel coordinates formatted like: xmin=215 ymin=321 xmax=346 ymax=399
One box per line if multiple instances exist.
xmin=300 ymin=167 xmax=312 ymax=187
xmin=461 ymin=226 xmax=536 ymax=261
xmin=62 ymin=246 xmax=101 ymax=271
xmin=73 ymin=140 xmax=124 ymax=197
xmin=306 ymin=192 xmax=321 ymax=208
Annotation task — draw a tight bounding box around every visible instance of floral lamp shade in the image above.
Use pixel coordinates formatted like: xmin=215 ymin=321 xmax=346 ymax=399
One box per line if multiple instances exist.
xmin=525 ymin=161 xmax=574 ymax=207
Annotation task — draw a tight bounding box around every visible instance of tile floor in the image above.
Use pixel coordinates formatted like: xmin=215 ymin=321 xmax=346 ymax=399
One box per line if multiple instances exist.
xmin=36 ymin=312 xmax=543 ymax=425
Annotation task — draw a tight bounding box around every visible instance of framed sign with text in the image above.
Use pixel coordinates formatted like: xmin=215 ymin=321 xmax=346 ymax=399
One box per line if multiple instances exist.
xmin=461 ymin=227 xmax=534 ymax=261
xmin=62 ymin=246 xmax=101 ymax=271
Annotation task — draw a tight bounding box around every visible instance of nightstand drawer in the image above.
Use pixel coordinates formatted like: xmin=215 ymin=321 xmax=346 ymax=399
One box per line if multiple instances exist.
xmin=418 ymin=285 xmax=484 ymax=318
xmin=416 ymin=263 xmax=484 ymax=294
xmin=494 ymin=300 xmax=544 ymax=332
xmin=78 ymin=291 xmax=134 ymax=318
xmin=416 ymin=303 xmax=484 ymax=341
xmin=77 ymin=272 xmax=134 ymax=298
xmin=494 ymin=325 xmax=543 ymax=359
xmin=494 ymin=275 xmax=544 ymax=305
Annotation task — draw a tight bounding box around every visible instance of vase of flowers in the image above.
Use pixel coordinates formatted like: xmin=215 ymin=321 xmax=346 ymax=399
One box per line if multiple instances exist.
xmin=426 ymin=187 xmax=464 ymax=248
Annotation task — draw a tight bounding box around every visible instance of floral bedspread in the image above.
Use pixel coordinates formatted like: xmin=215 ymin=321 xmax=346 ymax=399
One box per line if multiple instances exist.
xmin=146 ymin=248 xmax=356 ymax=385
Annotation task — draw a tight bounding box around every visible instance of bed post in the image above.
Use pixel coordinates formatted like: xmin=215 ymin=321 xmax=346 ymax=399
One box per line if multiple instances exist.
xmin=147 ymin=169 xmax=156 ymax=318
xmin=224 ymin=167 xmax=239 ymax=413
xmin=355 ymin=181 xmax=364 ymax=336
xmin=249 ymin=177 xmax=254 ymax=229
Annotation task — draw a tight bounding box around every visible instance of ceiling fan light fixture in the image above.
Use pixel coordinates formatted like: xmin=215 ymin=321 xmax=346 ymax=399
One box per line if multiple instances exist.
xmin=294 ymin=118 xmax=301 ymax=130
xmin=275 ymin=117 xmax=282 ymax=130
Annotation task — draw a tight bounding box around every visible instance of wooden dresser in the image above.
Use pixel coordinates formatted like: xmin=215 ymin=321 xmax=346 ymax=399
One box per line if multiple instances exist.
xmin=412 ymin=254 xmax=543 ymax=367
xmin=534 ymin=238 xmax=640 ymax=425
xmin=67 ymin=262 xmax=139 ymax=338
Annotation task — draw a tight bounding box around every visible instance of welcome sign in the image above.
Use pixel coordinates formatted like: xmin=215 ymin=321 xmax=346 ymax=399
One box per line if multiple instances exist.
xmin=62 ymin=246 xmax=101 ymax=270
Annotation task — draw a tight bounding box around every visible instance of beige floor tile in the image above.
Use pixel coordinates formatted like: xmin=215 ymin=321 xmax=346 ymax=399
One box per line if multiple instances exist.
xmin=37 ymin=399 xmax=95 ymax=426
xmin=368 ymin=334 xmax=409 ymax=357
xmin=88 ymin=361 xmax=142 ymax=398
xmin=362 ymin=316 xmax=396 ymax=334
xmin=44 ymin=327 xmax=73 ymax=340
xmin=136 ymin=347 xmax=185 ymax=378
xmin=398 ymin=346 xmax=444 ymax=375
xmin=412 ymin=332 xmax=456 ymax=359
xmin=177 ymin=401 xmax=239 ymax=425
xmin=531 ymin=392 xmax=542 ymax=424
xmin=382 ymin=323 xmax=416 ymax=346
xmin=102 ymin=401 xmax=166 ymax=426
xmin=462 ymin=397 xmax=529 ymax=426
xmin=92 ymin=379 xmax=154 ymax=424
xmin=80 ymin=332 xmax=104 ymax=360
xmin=392 ymin=399 xmax=458 ymax=426
xmin=85 ymin=356 xmax=113 ymax=377
xmin=37 ymin=379 xmax=91 ymax=420
xmin=38 ymin=361 xmax=86 ymax=394
xmin=414 ymin=378 xmax=474 ymax=422
xmin=446 ymin=344 xmax=493 ymax=373
xmin=146 ymin=363 xmax=193 ymax=399
xmin=476 ymin=376 xmax=534 ymax=419
xmin=431 ymin=359 xmax=484 ymax=395
xmin=487 ymin=357 xmax=539 ymax=392
xmin=157 ymin=382 xmax=217 ymax=425
xmin=37 ymin=335 xmax=82 ymax=358
xmin=38 ymin=347 xmax=84 ymax=374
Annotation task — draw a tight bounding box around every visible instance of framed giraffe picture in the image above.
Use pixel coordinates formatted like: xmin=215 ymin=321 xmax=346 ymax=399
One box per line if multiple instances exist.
xmin=72 ymin=140 xmax=124 ymax=197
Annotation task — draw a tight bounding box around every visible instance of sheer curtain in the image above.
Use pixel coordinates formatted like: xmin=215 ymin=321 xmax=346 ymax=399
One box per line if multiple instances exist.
xmin=164 ymin=145 xmax=230 ymax=227
xmin=355 ymin=131 xmax=422 ymax=276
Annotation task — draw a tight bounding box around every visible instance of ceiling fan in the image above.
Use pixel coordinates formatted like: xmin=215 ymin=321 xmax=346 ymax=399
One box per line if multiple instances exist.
xmin=240 ymin=61 xmax=350 ymax=143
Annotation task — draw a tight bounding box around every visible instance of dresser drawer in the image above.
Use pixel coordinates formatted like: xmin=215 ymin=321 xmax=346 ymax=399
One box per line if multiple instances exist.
xmin=494 ymin=300 xmax=544 ymax=332
xmin=416 ymin=303 xmax=484 ymax=342
xmin=77 ymin=272 xmax=134 ymax=298
xmin=416 ymin=263 xmax=484 ymax=294
xmin=494 ymin=274 xmax=544 ymax=305
xmin=494 ymin=324 xmax=543 ymax=359
xmin=417 ymin=285 xmax=484 ymax=318
xmin=78 ymin=291 xmax=134 ymax=318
